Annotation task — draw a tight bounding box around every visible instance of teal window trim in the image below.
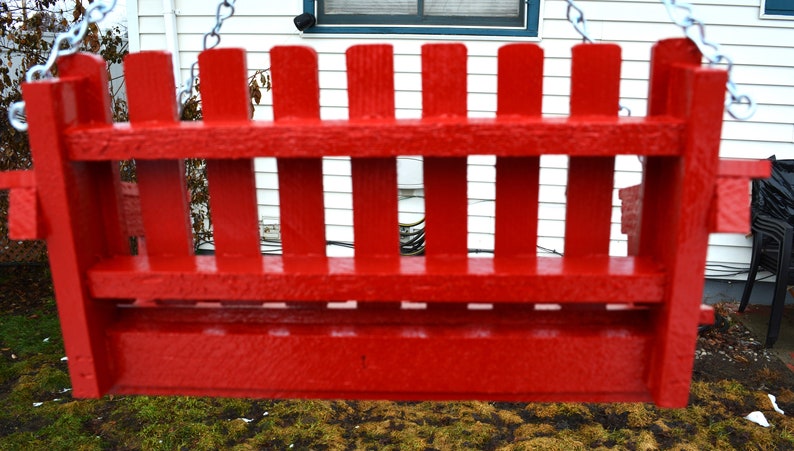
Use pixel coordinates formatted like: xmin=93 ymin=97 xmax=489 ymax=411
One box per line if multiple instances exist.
xmin=763 ymin=0 xmax=794 ymax=16
xmin=302 ymin=0 xmax=541 ymax=37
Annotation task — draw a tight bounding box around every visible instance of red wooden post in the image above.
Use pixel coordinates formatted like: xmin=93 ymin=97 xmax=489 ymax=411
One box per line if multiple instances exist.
xmin=495 ymin=44 xmax=543 ymax=257
xmin=22 ymin=53 xmax=118 ymax=397
xmin=565 ymin=44 xmax=621 ymax=258
xmin=199 ymin=48 xmax=261 ymax=258
xmin=125 ymin=51 xmax=194 ymax=256
xmin=421 ymin=44 xmax=468 ymax=258
xmin=271 ymin=46 xmax=327 ymax=257
xmin=347 ymin=45 xmax=400 ymax=261
xmin=642 ymin=39 xmax=727 ymax=407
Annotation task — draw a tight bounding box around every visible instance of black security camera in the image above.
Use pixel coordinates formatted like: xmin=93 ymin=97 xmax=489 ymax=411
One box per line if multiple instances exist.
xmin=294 ymin=13 xmax=316 ymax=31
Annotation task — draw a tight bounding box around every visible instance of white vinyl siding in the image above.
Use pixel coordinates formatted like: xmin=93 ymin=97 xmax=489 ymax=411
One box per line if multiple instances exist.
xmin=131 ymin=0 xmax=794 ymax=276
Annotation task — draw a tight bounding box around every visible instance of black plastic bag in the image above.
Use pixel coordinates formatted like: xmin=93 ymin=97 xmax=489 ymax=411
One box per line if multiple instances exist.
xmin=752 ymin=157 xmax=794 ymax=226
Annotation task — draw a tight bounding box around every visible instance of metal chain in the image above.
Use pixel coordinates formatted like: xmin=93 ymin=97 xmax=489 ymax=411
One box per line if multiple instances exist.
xmin=8 ymin=0 xmax=118 ymax=132
xmin=177 ymin=0 xmax=236 ymax=114
xmin=660 ymin=0 xmax=756 ymax=120
xmin=565 ymin=0 xmax=755 ymax=121
xmin=565 ymin=0 xmax=594 ymax=43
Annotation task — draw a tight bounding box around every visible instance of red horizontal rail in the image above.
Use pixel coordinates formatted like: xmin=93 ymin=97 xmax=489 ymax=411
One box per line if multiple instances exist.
xmin=105 ymin=306 xmax=654 ymax=402
xmin=87 ymin=255 xmax=666 ymax=303
xmin=0 ymin=170 xmax=36 ymax=189
xmin=65 ymin=116 xmax=685 ymax=161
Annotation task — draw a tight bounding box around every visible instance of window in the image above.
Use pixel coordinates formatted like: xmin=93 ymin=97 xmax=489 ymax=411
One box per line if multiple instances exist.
xmin=762 ymin=0 xmax=794 ymax=18
xmin=301 ymin=0 xmax=541 ymax=37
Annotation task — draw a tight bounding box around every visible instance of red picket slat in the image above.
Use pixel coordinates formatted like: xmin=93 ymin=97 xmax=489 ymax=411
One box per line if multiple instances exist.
xmin=565 ymin=44 xmax=621 ymax=258
xmin=271 ymin=46 xmax=327 ymax=256
xmin=125 ymin=51 xmax=193 ymax=257
xmin=347 ymin=45 xmax=399 ymax=259
xmin=199 ymin=48 xmax=261 ymax=258
xmin=647 ymin=64 xmax=727 ymax=407
xmin=495 ymin=44 xmax=543 ymax=257
xmin=421 ymin=44 xmax=468 ymax=258
xmin=640 ymin=38 xmax=703 ymax=261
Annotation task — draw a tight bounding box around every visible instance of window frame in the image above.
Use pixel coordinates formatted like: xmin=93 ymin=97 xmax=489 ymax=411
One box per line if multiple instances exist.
xmin=760 ymin=0 xmax=794 ymax=19
xmin=301 ymin=0 xmax=542 ymax=38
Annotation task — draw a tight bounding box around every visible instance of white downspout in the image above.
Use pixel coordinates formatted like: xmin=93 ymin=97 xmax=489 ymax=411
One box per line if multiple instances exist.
xmin=162 ymin=0 xmax=181 ymax=88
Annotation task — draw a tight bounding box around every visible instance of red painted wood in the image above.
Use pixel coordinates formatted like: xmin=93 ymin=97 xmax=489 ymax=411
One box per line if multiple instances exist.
xmin=638 ymin=41 xmax=709 ymax=406
xmin=59 ymin=55 xmax=129 ymax=256
xmin=0 ymin=171 xmax=41 ymax=239
xmin=21 ymin=53 xmax=117 ymax=397
xmin=0 ymin=170 xmax=36 ymax=188
xmin=271 ymin=46 xmax=326 ymax=256
xmin=199 ymin=49 xmax=261 ymax=258
xmin=105 ymin=306 xmax=654 ymax=401
xmin=8 ymin=187 xmax=40 ymax=239
xmin=87 ymin=255 xmax=666 ymax=303
xmin=422 ymin=44 xmax=468 ymax=257
xmin=639 ymin=39 xmax=703 ymax=260
xmin=347 ymin=45 xmax=399 ymax=259
xmin=120 ymin=182 xmax=144 ymax=237
xmin=495 ymin=44 xmax=542 ymax=257
xmin=699 ymin=305 xmax=715 ymax=326
xmin=565 ymin=44 xmax=620 ymax=258
xmin=648 ymin=66 xmax=728 ymax=407
xmin=711 ymin=159 xmax=771 ymax=233
xmin=125 ymin=51 xmax=193 ymax=257
xmin=647 ymin=39 xmax=702 ymax=117
xmin=618 ymin=184 xmax=642 ymax=255
xmin=66 ymin=118 xmax=686 ymax=160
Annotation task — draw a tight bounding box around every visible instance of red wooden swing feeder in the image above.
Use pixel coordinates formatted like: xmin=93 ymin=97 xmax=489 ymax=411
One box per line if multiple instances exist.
xmin=0 ymin=34 xmax=770 ymax=407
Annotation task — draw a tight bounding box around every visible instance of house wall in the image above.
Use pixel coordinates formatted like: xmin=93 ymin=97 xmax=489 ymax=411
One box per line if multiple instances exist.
xmin=130 ymin=0 xmax=794 ymax=278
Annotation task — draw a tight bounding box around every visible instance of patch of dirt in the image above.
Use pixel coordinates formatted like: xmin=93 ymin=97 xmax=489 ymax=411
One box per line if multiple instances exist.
xmin=0 ymin=264 xmax=54 ymax=316
xmin=694 ymin=302 xmax=794 ymax=396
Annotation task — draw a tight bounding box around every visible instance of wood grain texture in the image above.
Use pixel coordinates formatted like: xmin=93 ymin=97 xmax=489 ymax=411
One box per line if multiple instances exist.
xmin=422 ymin=44 xmax=468 ymax=258
xmin=200 ymin=48 xmax=261 ymax=258
xmin=67 ymin=118 xmax=686 ymax=160
xmin=565 ymin=44 xmax=620 ymax=258
xmin=495 ymin=44 xmax=542 ymax=257
xmin=125 ymin=51 xmax=193 ymax=257
xmin=22 ymin=53 xmax=117 ymax=397
xmin=87 ymin=255 xmax=666 ymax=303
xmin=347 ymin=45 xmax=399 ymax=259
xmin=271 ymin=46 xmax=327 ymax=256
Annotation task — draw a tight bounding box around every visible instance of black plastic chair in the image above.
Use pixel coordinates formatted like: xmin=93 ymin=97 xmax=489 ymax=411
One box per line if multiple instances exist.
xmin=739 ymin=158 xmax=794 ymax=348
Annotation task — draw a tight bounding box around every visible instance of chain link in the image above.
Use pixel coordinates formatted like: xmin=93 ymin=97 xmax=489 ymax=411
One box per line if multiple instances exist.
xmin=661 ymin=0 xmax=755 ymax=120
xmin=177 ymin=0 xmax=237 ymax=114
xmin=8 ymin=0 xmax=118 ymax=132
xmin=565 ymin=0 xmax=594 ymax=43
xmin=564 ymin=0 xmax=755 ymax=121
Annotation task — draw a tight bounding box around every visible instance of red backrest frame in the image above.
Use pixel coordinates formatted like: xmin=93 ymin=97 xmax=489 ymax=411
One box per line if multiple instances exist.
xmin=1 ymin=38 xmax=770 ymax=407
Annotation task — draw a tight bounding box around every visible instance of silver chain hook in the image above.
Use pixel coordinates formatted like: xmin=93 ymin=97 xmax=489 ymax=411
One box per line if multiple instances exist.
xmin=8 ymin=0 xmax=118 ymax=132
xmin=660 ymin=0 xmax=756 ymax=120
xmin=177 ymin=0 xmax=237 ymax=116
